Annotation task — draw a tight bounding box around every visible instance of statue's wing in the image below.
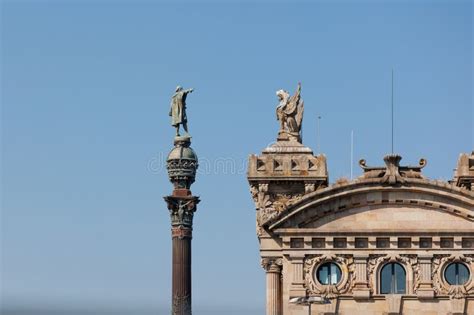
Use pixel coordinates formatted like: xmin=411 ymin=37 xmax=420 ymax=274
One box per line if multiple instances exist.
xmin=295 ymin=100 xmax=304 ymax=129
xmin=289 ymin=83 xmax=301 ymax=105
xmin=285 ymin=83 xmax=301 ymax=116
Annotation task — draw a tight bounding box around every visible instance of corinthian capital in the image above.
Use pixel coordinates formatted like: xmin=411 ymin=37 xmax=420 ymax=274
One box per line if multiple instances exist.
xmin=164 ymin=195 xmax=200 ymax=227
xmin=261 ymin=257 xmax=283 ymax=273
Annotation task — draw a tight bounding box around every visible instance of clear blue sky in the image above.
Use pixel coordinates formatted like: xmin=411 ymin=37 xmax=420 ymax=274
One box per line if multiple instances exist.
xmin=2 ymin=0 xmax=472 ymax=313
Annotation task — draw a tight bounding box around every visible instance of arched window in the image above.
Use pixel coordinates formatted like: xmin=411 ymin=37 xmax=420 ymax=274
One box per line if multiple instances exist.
xmin=316 ymin=262 xmax=342 ymax=285
xmin=445 ymin=262 xmax=470 ymax=285
xmin=380 ymin=263 xmax=406 ymax=294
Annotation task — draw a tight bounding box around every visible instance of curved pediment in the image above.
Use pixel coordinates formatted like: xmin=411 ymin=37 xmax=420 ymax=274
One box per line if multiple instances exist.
xmin=267 ymin=178 xmax=474 ymax=232
xmin=301 ymin=205 xmax=473 ymax=232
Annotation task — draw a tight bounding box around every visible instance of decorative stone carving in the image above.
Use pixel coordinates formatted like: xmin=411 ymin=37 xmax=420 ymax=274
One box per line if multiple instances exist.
xmin=432 ymin=254 xmax=474 ymax=299
xmin=276 ymin=83 xmax=304 ymax=143
xmin=453 ymin=151 xmax=474 ymax=190
xmin=304 ymin=254 xmax=355 ymax=299
xmin=367 ymin=254 xmax=419 ymax=295
xmin=352 ymin=255 xmax=371 ymax=300
xmin=164 ymin=196 xmax=199 ymax=228
xmin=167 ymin=137 xmax=198 ymax=190
xmin=261 ymin=257 xmax=283 ymax=273
xmin=250 ymin=183 xmax=304 ymax=236
xmin=304 ymin=182 xmax=316 ymax=193
xmin=359 ymin=154 xmax=426 ymax=185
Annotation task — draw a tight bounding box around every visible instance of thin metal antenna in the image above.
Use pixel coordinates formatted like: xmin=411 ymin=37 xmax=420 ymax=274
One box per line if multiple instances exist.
xmin=317 ymin=115 xmax=322 ymax=153
xmin=391 ymin=69 xmax=394 ymax=153
xmin=350 ymin=130 xmax=354 ymax=180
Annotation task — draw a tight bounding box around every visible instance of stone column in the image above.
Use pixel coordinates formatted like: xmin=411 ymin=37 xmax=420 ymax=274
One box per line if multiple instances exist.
xmin=166 ymin=200 xmax=198 ymax=315
xmin=262 ymin=258 xmax=283 ymax=315
xmin=165 ymin=137 xmax=199 ymax=315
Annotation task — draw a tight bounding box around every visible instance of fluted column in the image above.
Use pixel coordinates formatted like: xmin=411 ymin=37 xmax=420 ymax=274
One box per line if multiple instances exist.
xmin=171 ymin=226 xmax=192 ymax=314
xmin=417 ymin=254 xmax=434 ymax=299
xmin=262 ymin=258 xmax=283 ymax=315
xmin=289 ymin=255 xmax=306 ymax=297
xmin=353 ymin=255 xmax=370 ymax=299
xmin=165 ymin=196 xmax=199 ymax=315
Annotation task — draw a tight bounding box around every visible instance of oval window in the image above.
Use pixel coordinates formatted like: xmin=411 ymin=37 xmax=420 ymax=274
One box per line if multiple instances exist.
xmin=315 ymin=262 xmax=342 ymax=285
xmin=445 ymin=263 xmax=470 ymax=285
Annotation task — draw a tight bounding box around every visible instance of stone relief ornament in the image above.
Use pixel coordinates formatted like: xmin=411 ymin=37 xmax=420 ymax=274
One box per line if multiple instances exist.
xmin=304 ymin=254 xmax=355 ymax=299
xmin=276 ymin=83 xmax=304 ymax=143
xmin=164 ymin=197 xmax=199 ymax=227
xmin=432 ymin=254 xmax=474 ymax=299
xmin=359 ymin=154 xmax=426 ymax=185
xmin=250 ymin=183 xmax=303 ymax=236
xmin=172 ymin=293 xmax=191 ymax=315
xmin=367 ymin=254 xmax=419 ymax=295
xmin=261 ymin=257 xmax=283 ymax=272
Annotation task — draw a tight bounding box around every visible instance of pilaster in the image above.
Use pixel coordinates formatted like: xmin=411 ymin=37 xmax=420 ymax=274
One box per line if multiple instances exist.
xmin=288 ymin=254 xmax=306 ymax=297
xmin=352 ymin=254 xmax=371 ymax=300
xmin=417 ymin=254 xmax=435 ymax=299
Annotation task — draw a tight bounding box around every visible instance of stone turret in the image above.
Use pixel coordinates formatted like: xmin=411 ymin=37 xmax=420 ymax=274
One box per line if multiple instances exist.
xmin=247 ymin=84 xmax=329 ymax=236
xmin=453 ymin=152 xmax=474 ymax=190
xmin=248 ymin=140 xmax=328 ymax=236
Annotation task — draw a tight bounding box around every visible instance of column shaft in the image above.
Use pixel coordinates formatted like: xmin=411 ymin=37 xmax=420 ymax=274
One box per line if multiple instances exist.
xmin=262 ymin=258 xmax=283 ymax=315
xmin=172 ymin=227 xmax=192 ymax=315
xmin=266 ymin=271 xmax=282 ymax=315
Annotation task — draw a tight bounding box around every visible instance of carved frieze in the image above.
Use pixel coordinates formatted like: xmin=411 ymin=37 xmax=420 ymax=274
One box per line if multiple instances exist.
xmin=250 ymin=183 xmax=303 ymax=236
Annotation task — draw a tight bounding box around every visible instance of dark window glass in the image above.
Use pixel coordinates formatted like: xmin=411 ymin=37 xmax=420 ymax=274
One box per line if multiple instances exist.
xmin=380 ymin=263 xmax=406 ymax=294
xmin=316 ymin=262 xmax=342 ymax=285
xmin=445 ymin=263 xmax=470 ymax=285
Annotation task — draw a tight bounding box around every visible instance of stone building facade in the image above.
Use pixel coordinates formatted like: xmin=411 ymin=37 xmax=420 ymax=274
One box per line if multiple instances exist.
xmin=247 ymin=90 xmax=474 ymax=315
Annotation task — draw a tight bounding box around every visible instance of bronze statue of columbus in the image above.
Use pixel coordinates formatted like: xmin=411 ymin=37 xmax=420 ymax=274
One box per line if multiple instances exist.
xmin=170 ymin=86 xmax=194 ymax=137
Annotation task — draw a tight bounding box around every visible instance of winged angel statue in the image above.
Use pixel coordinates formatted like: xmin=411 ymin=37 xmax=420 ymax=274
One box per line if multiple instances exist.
xmin=276 ymin=83 xmax=304 ymax=142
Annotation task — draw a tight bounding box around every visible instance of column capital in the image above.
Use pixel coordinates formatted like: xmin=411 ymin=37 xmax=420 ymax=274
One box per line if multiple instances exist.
xmin=261 ymin=257 xmax=283 ymax=273
xmin=164 ymin=195 xmax=200 ymax=227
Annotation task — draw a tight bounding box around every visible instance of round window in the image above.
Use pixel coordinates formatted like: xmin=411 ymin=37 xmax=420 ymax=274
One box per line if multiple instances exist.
xmin=445 ymin=262 xmax=470 ymax=285
xmin=315 ymin=262 xmax=342 ymax=285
